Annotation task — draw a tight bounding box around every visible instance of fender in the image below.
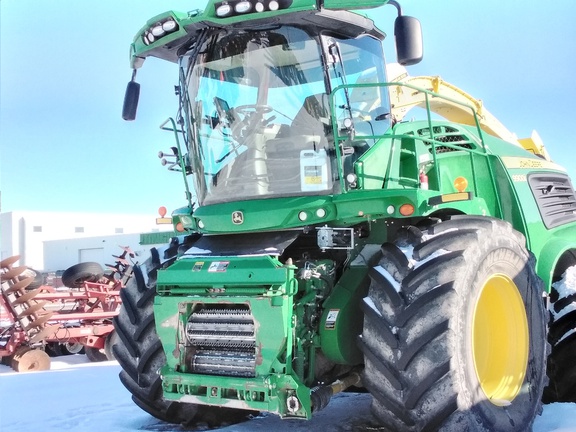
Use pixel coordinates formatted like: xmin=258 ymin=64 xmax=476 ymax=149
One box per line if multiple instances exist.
xmin=536 ymin=231 xmax=576 ymax=292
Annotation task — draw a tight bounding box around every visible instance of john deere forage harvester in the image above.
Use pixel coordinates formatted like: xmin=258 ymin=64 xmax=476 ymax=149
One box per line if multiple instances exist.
xmin=113 ymin=1 xmax=576 ymax=430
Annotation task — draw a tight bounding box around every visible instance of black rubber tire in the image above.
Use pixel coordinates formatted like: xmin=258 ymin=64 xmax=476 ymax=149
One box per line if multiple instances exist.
xmin=359 ymin=216 xmax=547 ymax=431
xmin=543 ymin=265 xmax=576 ymax=403
xmin=62 ymin=262 xmax=104 ymax=288
xmin=112 ymin=251 xmax=251 ymax=427
xmin=45 ymin=342 xmax=64 ymax=357
xmin=85 ymin=346 xmax=108 ymax=362
xmin=104 ymin=331 xmax=118 ymax=361
xmin=23 ymin=267 xmax=44 ymax=290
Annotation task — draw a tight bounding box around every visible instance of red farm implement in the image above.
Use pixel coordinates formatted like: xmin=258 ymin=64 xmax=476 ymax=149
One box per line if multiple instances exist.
xmin=0 ymin=248 xmax=134 ymax=372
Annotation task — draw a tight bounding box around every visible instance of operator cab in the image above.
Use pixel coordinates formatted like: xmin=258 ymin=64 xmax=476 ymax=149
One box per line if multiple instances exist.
xmin=183 ymin=25 xmax=391 ymax=205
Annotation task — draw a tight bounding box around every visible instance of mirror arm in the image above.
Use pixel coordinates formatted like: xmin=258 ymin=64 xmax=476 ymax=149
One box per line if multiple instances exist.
xmin=387 ymin=0 xmax=402 ymax=16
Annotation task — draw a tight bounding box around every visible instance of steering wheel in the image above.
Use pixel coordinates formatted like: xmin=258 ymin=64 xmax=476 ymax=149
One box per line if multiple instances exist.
xmin=234 ymin=104 xmax=274 ymax=116
xmin=230 ymin=104 xmax=277 ymax=141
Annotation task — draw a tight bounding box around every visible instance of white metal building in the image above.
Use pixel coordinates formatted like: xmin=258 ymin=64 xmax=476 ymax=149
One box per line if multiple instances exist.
xmin=1 ymin=211 xmax=174 ymax=272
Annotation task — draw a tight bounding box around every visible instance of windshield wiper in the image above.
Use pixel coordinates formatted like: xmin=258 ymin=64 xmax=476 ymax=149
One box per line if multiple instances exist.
xmin=328 ymin=39 xmax=354 ymax=127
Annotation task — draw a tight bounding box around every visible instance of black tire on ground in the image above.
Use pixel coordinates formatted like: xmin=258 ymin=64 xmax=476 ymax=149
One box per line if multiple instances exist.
xmin=359 ymin=215 xmax=547 ymax=431
xmin=104 ymin=330 xmax=118 ymax=360
xmin=112 ymin=251 xmax=252 ymax=427
xmin=45 ymin=342 xmax=64 ymax=357
xmin=85 ymin=346 xmax=108 ymax=362
xmin=62 ymin=262 xmax=104 ymax=288
xmin=543 ymin=264 xmax=576 ymax=403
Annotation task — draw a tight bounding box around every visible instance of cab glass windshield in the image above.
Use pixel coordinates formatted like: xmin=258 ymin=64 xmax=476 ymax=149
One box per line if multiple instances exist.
xmin=183 ymin=26 xmax=389 ymax=205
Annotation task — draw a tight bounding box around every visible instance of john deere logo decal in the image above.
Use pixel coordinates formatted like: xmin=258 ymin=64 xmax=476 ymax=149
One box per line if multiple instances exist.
xmin=232 ymin=211 xmax=244 ymax=225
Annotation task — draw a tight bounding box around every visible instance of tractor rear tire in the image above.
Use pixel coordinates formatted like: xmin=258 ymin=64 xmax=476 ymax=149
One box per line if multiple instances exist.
xmin=543 ymin=265 xmax=576 ymax=403
xmin=360 ymin=216 xmax=547 ymax=431
xmin=113 ymin=252 xmax=251 ymax=427
xmin=62 ymin=262 xmax=104 ymax=288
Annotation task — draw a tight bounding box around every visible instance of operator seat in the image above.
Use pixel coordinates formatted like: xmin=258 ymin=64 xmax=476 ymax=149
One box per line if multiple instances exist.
xmin=265 ymin=93 xmax=332 ymax=193
xmin=270 ymin=93 xmax=331 ymax=151
xmin=290 ymin=93 xmax=331 ymax=142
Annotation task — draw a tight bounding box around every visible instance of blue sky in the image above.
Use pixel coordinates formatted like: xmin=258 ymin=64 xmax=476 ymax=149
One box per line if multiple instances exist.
xmin=1 ymin=0 xmax=575 ymax=216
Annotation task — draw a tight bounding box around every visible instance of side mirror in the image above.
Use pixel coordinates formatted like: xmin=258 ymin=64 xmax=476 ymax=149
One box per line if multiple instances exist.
xmin=394 ymin=15 xmax=423 ymax=66
xmin=122 ymin=80 xmax=140 ymax=121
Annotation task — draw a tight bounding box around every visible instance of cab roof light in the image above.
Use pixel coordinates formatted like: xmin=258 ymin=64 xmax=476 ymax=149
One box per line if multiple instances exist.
xmin=214 ymin=0 xmax=293 ymax=18
xmin=216 ymin=3 xmax=233 ymax=17
xmin=235 ymin=1 xmax=252 ymax=13
xmin=142 ymin=17 xmax=179 ymax=46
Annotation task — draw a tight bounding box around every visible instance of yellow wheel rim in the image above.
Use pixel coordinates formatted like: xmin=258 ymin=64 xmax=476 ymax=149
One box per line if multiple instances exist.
xmin=472 ymin=273 xmax=529 ymax=406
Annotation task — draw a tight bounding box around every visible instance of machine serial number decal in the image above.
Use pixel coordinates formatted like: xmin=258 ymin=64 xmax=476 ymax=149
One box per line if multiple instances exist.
xmin=325 ymin=309 xmax=339 ymax=330
xmin=192 ymin=262 xmax=204 ymax=272
xmin=208 ymin=261 xmax=229 ymax=272
xmin=512 ymin=174 xmax=527 ymax=182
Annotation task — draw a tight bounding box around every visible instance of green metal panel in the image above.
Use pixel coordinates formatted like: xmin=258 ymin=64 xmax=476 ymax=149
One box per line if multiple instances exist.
xmin=157 ymin=255 xmax=291 ymax=292
xmin=319 ymin=265 xmax=371 ymax=364
xmin=154 ymin=255 xmax=318 ymax=418
xmin=139 ymin=231 xmax=179 ymax=245
xmin=536 ymin=231 xmax=576 ymax=292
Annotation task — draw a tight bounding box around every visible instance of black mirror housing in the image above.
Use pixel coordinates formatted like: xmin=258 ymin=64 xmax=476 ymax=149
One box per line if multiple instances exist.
xmin=122 ymin=80 xmax=140 ymax=121
xmin=394 ymin=15 xmax=423 ymax=66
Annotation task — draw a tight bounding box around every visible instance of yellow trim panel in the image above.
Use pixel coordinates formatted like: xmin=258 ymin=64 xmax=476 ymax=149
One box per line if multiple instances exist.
xmin=501 ymin=156 xmax=566 ymax=172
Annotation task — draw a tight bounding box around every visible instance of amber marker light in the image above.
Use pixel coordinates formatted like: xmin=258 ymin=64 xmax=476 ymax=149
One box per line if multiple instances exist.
xmin=399 ymin=204 xmax=415 ymax=216
xmin=175 ymin=222 xmax=185 ymax=232
xmin=454 ymin=176 xmax=468 ymax=193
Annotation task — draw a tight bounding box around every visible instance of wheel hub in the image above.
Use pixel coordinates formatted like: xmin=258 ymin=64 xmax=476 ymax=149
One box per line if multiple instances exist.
xmin=472 ymin=273 xmax=529 ymax=406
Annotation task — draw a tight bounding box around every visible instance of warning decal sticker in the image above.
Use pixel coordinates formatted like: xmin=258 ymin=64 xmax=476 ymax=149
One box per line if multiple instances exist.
xmin=325 ymin=309 xmax=339 ymax=330
xmin=208 ymin=261 xmax=230 ymax=272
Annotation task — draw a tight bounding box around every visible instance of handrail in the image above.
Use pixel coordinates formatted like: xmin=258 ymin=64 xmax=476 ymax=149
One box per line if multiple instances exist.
xmin=330 ymin=81 xmax=504 ymax=217
xmin=160 ymin=117 xmax=194 ymax=209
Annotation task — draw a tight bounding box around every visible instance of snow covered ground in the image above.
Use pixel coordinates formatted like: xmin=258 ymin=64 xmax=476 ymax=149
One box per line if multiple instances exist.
xmin=0 ymin=355 xmax=575 ymax=432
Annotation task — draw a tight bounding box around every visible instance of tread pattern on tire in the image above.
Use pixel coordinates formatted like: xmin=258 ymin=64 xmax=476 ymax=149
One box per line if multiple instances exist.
xmin=62 ymin=262 xmax=104 ymax=288
xmin=544 ymin=265 xmax=576 ymax=403
xmin=113 ymin=260 xmax=196 ymax=425
xmin=360 ymin=216 xmax=547 ymax=431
